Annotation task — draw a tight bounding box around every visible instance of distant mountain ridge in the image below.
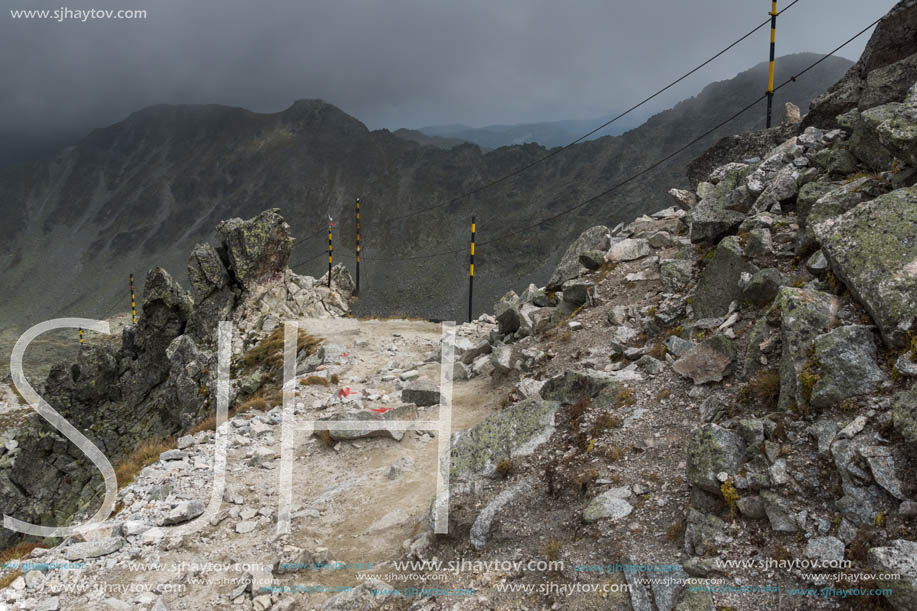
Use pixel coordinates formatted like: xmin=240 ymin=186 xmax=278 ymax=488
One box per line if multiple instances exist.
xmin=418 ymin=110 xmax=654 ymax=149
xmin=0 ymin=53 xmax=851 ymax=344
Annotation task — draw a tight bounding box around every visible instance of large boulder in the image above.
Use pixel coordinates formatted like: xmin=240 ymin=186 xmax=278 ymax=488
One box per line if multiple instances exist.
xmin=893 ymin=386 xmax=917 ymax=456
xmin=672 ymin=335 xmax=737 ymax=385
xmin=814 ymin=187 xmax=917 ymax=348
xmin=450 ymin=398 xmax=559 ymax=481
xmin=684 ymin=199 xmax=745 ymax=244
xmin=692 ymin=236 xmax=758 ymax=318
xmin=798 ymin=177 xmax=890 ymax=253
xmin=686 ymin=424 xmax=746 ymax=494
xmin=875 ymin=82 xmax=917 ymax=167
xmin=318 ymin=405 xmax=418 ymax=442
xmin=605 ymin=238 xmax=651 ymax=262
xmin=809 ymin=325 xmax=886 ymax=408
xmin=868 ymin=539 xmax=917 ymax=611
xmin=803 ymin=0 xmax=917 ymax=129
xmin=660 ymin=259 xmax=693 ymax=293
xmin=775 ymin=288 xmax=839 ymax=411
xmin=839 ymin=106 xmax=899 ymax=171
xmin=494 ymin=297 xmax=522 ymax=336
xmin=540 ymin=370 xmax=622 ymax=404
xmin=216 ymin=208 xmax=294 ymax=291
xmin=583 ymin=488 xmax=633 ymax=523
xmin=546 ymin=225 xmax=610 ymax=290
xmin=187 ymin=242 xmax=236 ymax=340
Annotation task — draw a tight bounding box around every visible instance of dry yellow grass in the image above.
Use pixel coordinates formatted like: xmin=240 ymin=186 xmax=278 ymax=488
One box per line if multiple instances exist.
xmin=234 ymin=397 xmax=269 ymax=414
xmin=242 ymin=327 xmax=322 ymax=372
xmin=0 ymin=571 xmax=21 ymax=590
xmin=0 ymin=542 xmax=45 ymax=565
xmin=114 ymin=437 xmax=173 ymax=487
xmin=187 ymin=394 xmax=272 ymax=434
xmin=188 ymin=415 xmax=217 ymax=435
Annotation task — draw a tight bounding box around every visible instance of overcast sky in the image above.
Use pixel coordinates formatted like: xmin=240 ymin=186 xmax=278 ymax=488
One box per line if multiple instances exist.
xmin=0 ymin=0 xmax=897 ymax=161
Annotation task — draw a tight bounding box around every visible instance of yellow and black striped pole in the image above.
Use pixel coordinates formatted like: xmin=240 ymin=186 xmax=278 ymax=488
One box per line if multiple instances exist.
xmin=129 ymin=273 xmax=137 ymax=324
xmin=327 ymin=219 xmax=333 ymax=288
xmin=468 ymin=215 xmax=475 ymax=323
xmin=355 ymin=198 xmax=361 ymax=295
xmin=79 ymin=328 xmax=84 ymax=347
xmin=766 ymin=0 xmax=778 ymax=128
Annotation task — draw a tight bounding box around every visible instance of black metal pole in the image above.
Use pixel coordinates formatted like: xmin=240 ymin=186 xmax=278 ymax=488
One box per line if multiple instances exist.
xmin=468 ymin=215 xmax=475 ymax=323
xmin=130 ymin=273 xmax=137 ymax=324
xmin=766 ymin=1 xmax=778 ymax=128
xmin=355 ymin=198 xmax=361 ymax=295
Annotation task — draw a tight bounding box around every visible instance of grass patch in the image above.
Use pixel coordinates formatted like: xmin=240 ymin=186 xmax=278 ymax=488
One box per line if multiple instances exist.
xmin=605 ymin=446 xmax=626 ymax=462
xmin=590 ymin=413 xmax=622 ymax=437
xmin=0 ymin=542 xmax=46 ymax=565
xmin=235 ymin=397 xmax=269 ymax=414
xmin=737 ymin=370 xmax=781 ymax=408
xmin=301 ymin=376 xmax=330 ymax=386
xmin=189 ymin=416 xmax=216 ymax=435
xmin=542 ymin=538 xmax=563 ymax=562
xmin=596 ymin=261 xmax=617 ymax=284
xmin=114 ymin=437 xmax=173 ymax=487
xmin=656 ymin=388 xmax=672 ymax=401
xmin=496 ymin=458 xmax=514 ymax=479
xmin=615 ymin=388 xmax=636 ymax=407
xmin=666 ymin=519 xmax=686 ymax=542
xmin=242 ymin=327 xmax=322 ymax=373
xmin=0 ymin=571 xmax=21 ymax=590
xmin=9 ymin=384 xmax=26 ymax=405
xmin=646 ymin=343 xmax=667 ymax=360
xmin=317 ymin=430 xmax=335 ymax=448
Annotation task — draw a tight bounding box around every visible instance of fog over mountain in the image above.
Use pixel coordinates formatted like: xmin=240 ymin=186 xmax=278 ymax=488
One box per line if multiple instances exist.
xmin=0 ymin=54 xmax=851 ymax=345
xmin=0 ymin=0 xmax=894 ymax=168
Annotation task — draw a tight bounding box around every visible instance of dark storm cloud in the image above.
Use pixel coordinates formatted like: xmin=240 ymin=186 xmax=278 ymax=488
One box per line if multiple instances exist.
xmin=0 ymin=0 xmax=898 ymax=162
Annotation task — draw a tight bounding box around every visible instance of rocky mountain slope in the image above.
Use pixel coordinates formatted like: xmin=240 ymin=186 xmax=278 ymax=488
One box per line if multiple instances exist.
xmin=1 ymin=3 xmax=917 ymax=610
xmin=0 ymin=53 xmax=849 ymax=348
xmin=4 ymin=55 xmax=916 ymax=604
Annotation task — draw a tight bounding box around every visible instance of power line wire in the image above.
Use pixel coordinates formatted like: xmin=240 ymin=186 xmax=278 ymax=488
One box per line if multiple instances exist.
xmin=289 ymin=0 xmax=804 ymax=255
xmin=312 ymin=13 xmax=879 ymax=265
xmin=476 ymin=14 xmax=882 ymax=248
xmin=375 ymin=0 xmax=805 ymax=227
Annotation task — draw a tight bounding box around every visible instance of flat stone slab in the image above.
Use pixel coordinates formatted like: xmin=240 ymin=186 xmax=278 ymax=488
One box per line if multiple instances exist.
xmin=815 ymin=187 xmax=917 ymax=348
xmin=64 ymin=536 xmax=124 ymax=560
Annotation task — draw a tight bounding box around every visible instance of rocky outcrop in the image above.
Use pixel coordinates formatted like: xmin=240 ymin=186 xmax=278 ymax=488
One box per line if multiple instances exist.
xmin=775 ymin=287 xmax=839 ymax=411
xmin=217 ymin=208 xmax=294 ymax=291
xmin=692 ymin=236 xmax=758 ymax=318
xmin=815 ymin=187 xmax=917 ymax=348
xmin=804 ymin=0 xmax=917 ymax=128
xmin=546 ymin=225 xmax=610 ymax=290
xmin=868 ymin=539 xmax=917 ymax=611
xmin=450 ymin=398 xmax=558 ymax=481
xmin=0 ymin=209 xmax=354 ymax=551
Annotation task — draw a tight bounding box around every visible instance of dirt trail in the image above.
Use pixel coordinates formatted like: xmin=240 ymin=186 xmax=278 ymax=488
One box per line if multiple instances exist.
xmin=60 ymin=318 xmax=502 ymax=610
